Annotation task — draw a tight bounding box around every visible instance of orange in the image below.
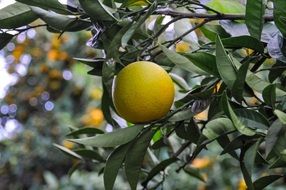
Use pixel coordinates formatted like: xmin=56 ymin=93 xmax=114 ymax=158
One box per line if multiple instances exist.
xmin=113 ymin=61 xmax=174 ymax=123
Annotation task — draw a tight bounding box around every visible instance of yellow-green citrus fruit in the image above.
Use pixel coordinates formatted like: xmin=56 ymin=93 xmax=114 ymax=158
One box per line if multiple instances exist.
xmin=113 ymin=61 xmax=175 ymax=124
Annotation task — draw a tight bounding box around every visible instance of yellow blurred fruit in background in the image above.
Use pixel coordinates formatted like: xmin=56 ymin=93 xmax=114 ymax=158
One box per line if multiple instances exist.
xmin=175 ymin=41 xmax=190 ymax=53
xmin=82 ymin=108 xmax=104 ymax=127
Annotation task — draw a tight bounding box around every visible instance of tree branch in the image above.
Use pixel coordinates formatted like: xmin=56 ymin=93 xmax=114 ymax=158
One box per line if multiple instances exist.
xmin=155 ymin=8 xmax=274 ymax=21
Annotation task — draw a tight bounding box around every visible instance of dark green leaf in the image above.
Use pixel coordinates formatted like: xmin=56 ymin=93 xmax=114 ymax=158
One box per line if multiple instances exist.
xmin=66 ymin=127 xmax=104 ymax=137
xmin=231 ymin=62 xmax=250 ymax=102
xmin=217 ymin=134 xmax=239 ymax=159
xmin=74 ymin=149 xmax=105 ymax=162
xmin=104 ymin=143 xmax=132 ymax=190
xmin=273 ymin=0 xmax=286 ymax=37
xmin=168 ymin=108 xmax=194 ymax=122
xmin=160 ymin=45 xmax=208 ymax=75
xmin=16 ymin=0 xmax=71 ymax=14
xmin=53 ymin=144 xmax=82 ymax=160
xmin=142 ymin=157 xmax=178 ymax=187
xmin=221 ymin=135 xmax=249 ymax=155
xmin=269 ymin=60 xmax=286 ymax=82
xmin=244 ymin=140 xmax=261 ymax=176
xmin=246 ymin=0 xmax=265 ymax=39
xmin=235 ymin=109 xmax=269 ymax=130
xmin=221 ymin=36 xmax=264 ymax=53
xmin=0 ymin=33 xmax=14 ymax=50
xmin=121 ymin=2 xmax=156 ymax=48
xmin=253 ymin=175 xmax=283 ymax=190
xmin=0 ymin=2 xmax=38 ymax=29
xmin=31 ymin=7 xmax=91 ymax=32
xmin=183 ymin=166 xmax=205 ymax=182
xmin=221 ymin=93 xmax=256 ymax=136
xmin=203 ymin=117 xmax=235 ymax=140
xmin=200 ymin=24 xmax=230 ymax=41
xmin=105 ymin=24 xmax=130 ymax=62
xmin=215 ymin=35 xmax=236 ymax=89
xmin=74 ymin=58 xmax=104 ymax=70
xmin=79 ymin=0 xmax=117 ymax=22
xmin=183 ymin=52 xmax=219 ymax=76
xmin=269 ymin=157 xmax=286 ymax=168
xmin=262 ymin=84 xmax=276 ymax=108
xmin=125 ymin=129 xmax=155 ymax=190
xmin=69 ymin=125 xmax=144 ymax=147
xmin=176 ymin=120 xmax=201 ymax=143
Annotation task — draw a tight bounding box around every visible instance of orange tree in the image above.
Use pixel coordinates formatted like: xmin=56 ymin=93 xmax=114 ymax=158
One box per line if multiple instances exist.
xmin=1 ymin=0 xmax=286 ymax=189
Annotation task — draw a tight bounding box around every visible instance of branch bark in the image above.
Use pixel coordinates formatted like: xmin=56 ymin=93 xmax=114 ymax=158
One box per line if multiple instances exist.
xmin=155 ymin=8 xmax=274 ymax=21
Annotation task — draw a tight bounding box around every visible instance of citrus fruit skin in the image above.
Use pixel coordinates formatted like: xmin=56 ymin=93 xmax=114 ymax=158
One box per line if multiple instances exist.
xmin=113 ymin=61 xmax=175 ymax=124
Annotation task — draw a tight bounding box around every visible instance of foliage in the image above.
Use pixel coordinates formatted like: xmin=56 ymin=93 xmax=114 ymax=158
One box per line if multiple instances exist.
xmin=1 ymin=0 xmax=286 ymax=189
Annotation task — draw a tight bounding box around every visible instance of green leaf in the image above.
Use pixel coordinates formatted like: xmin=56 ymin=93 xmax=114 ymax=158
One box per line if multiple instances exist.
xmin=274 ymin=109 xmax=286 ymax=125
xmin=265 ymin=120 xmax=285 ymax=159
xmin=221 ymin=36 xmax=264 ymax=53
xmin=69 ymin=125 xmax=144 ymax=147
xmin=104 ymin=143 xmax=132 ymax=190
xmin=74 ymin=149 xmax=105 ymax=162
xmin=231 ymin=62 xmax=250 ymax=102
xmin=74 ymin=58 xmax=105 ymax=68
xmin=241 ymin=161 xmax=254 ymax=190
xmin=53 ymin=144 xmax=82 ymax=160
xmin=183 ymin=166 xmax=205 ymax=182
xmin=262 ymin=84 xmax=276 ymax=108
xmin=67 ymin=127 xmax=104 ymax=137
xmin=31 ymin=7 xmax=91 ymax=32
xmin=207 ymin=0 xmax=245 ymax=14
xmin=125 ymin=129 xmax=155 ymax=190
xmin=142 ymin=157 xmax=178 ymax=187
xmin=169 ymin=73 xmax=190 ymax=91
xmin=245 ymin=0 xmax=265 ymax=40
xmin=246 ymin=72 xmax=286 ymax=96
xmin=215 ymin=35 xmax=236 ymax=89
xmin=0 ymin=33 xmax=14 ymax=50
xmin=183 ymin=52 xmax=219 ymax=76
xmin=0 ymin=2 xmax=38 ymax=29
xmin=160 ymin=45 xmax=208 ymax=75
xmin=79 ymin=0 xmax=117 ymax=22
xmin=203 ymin=117 xmax=235 ymax=140
xmin=273 ymin=0 xmax=286 ymax=37
xmin=221 ymin=93 xmax=256 ymax=136
xmin=253 ymin=175 xmax=283 ymax=190
xmin=101 ymin=61 xmax=119 ymax=126
xmin=16 ymin=0 xmax=71 ymax=15
xmin=68 ymin=161 xmax=81 ymax=178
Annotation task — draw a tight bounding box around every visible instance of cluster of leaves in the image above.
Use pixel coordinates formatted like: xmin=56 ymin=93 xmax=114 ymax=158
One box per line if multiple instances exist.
xmin=2 ymin=0 xmax=286 ymax=189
